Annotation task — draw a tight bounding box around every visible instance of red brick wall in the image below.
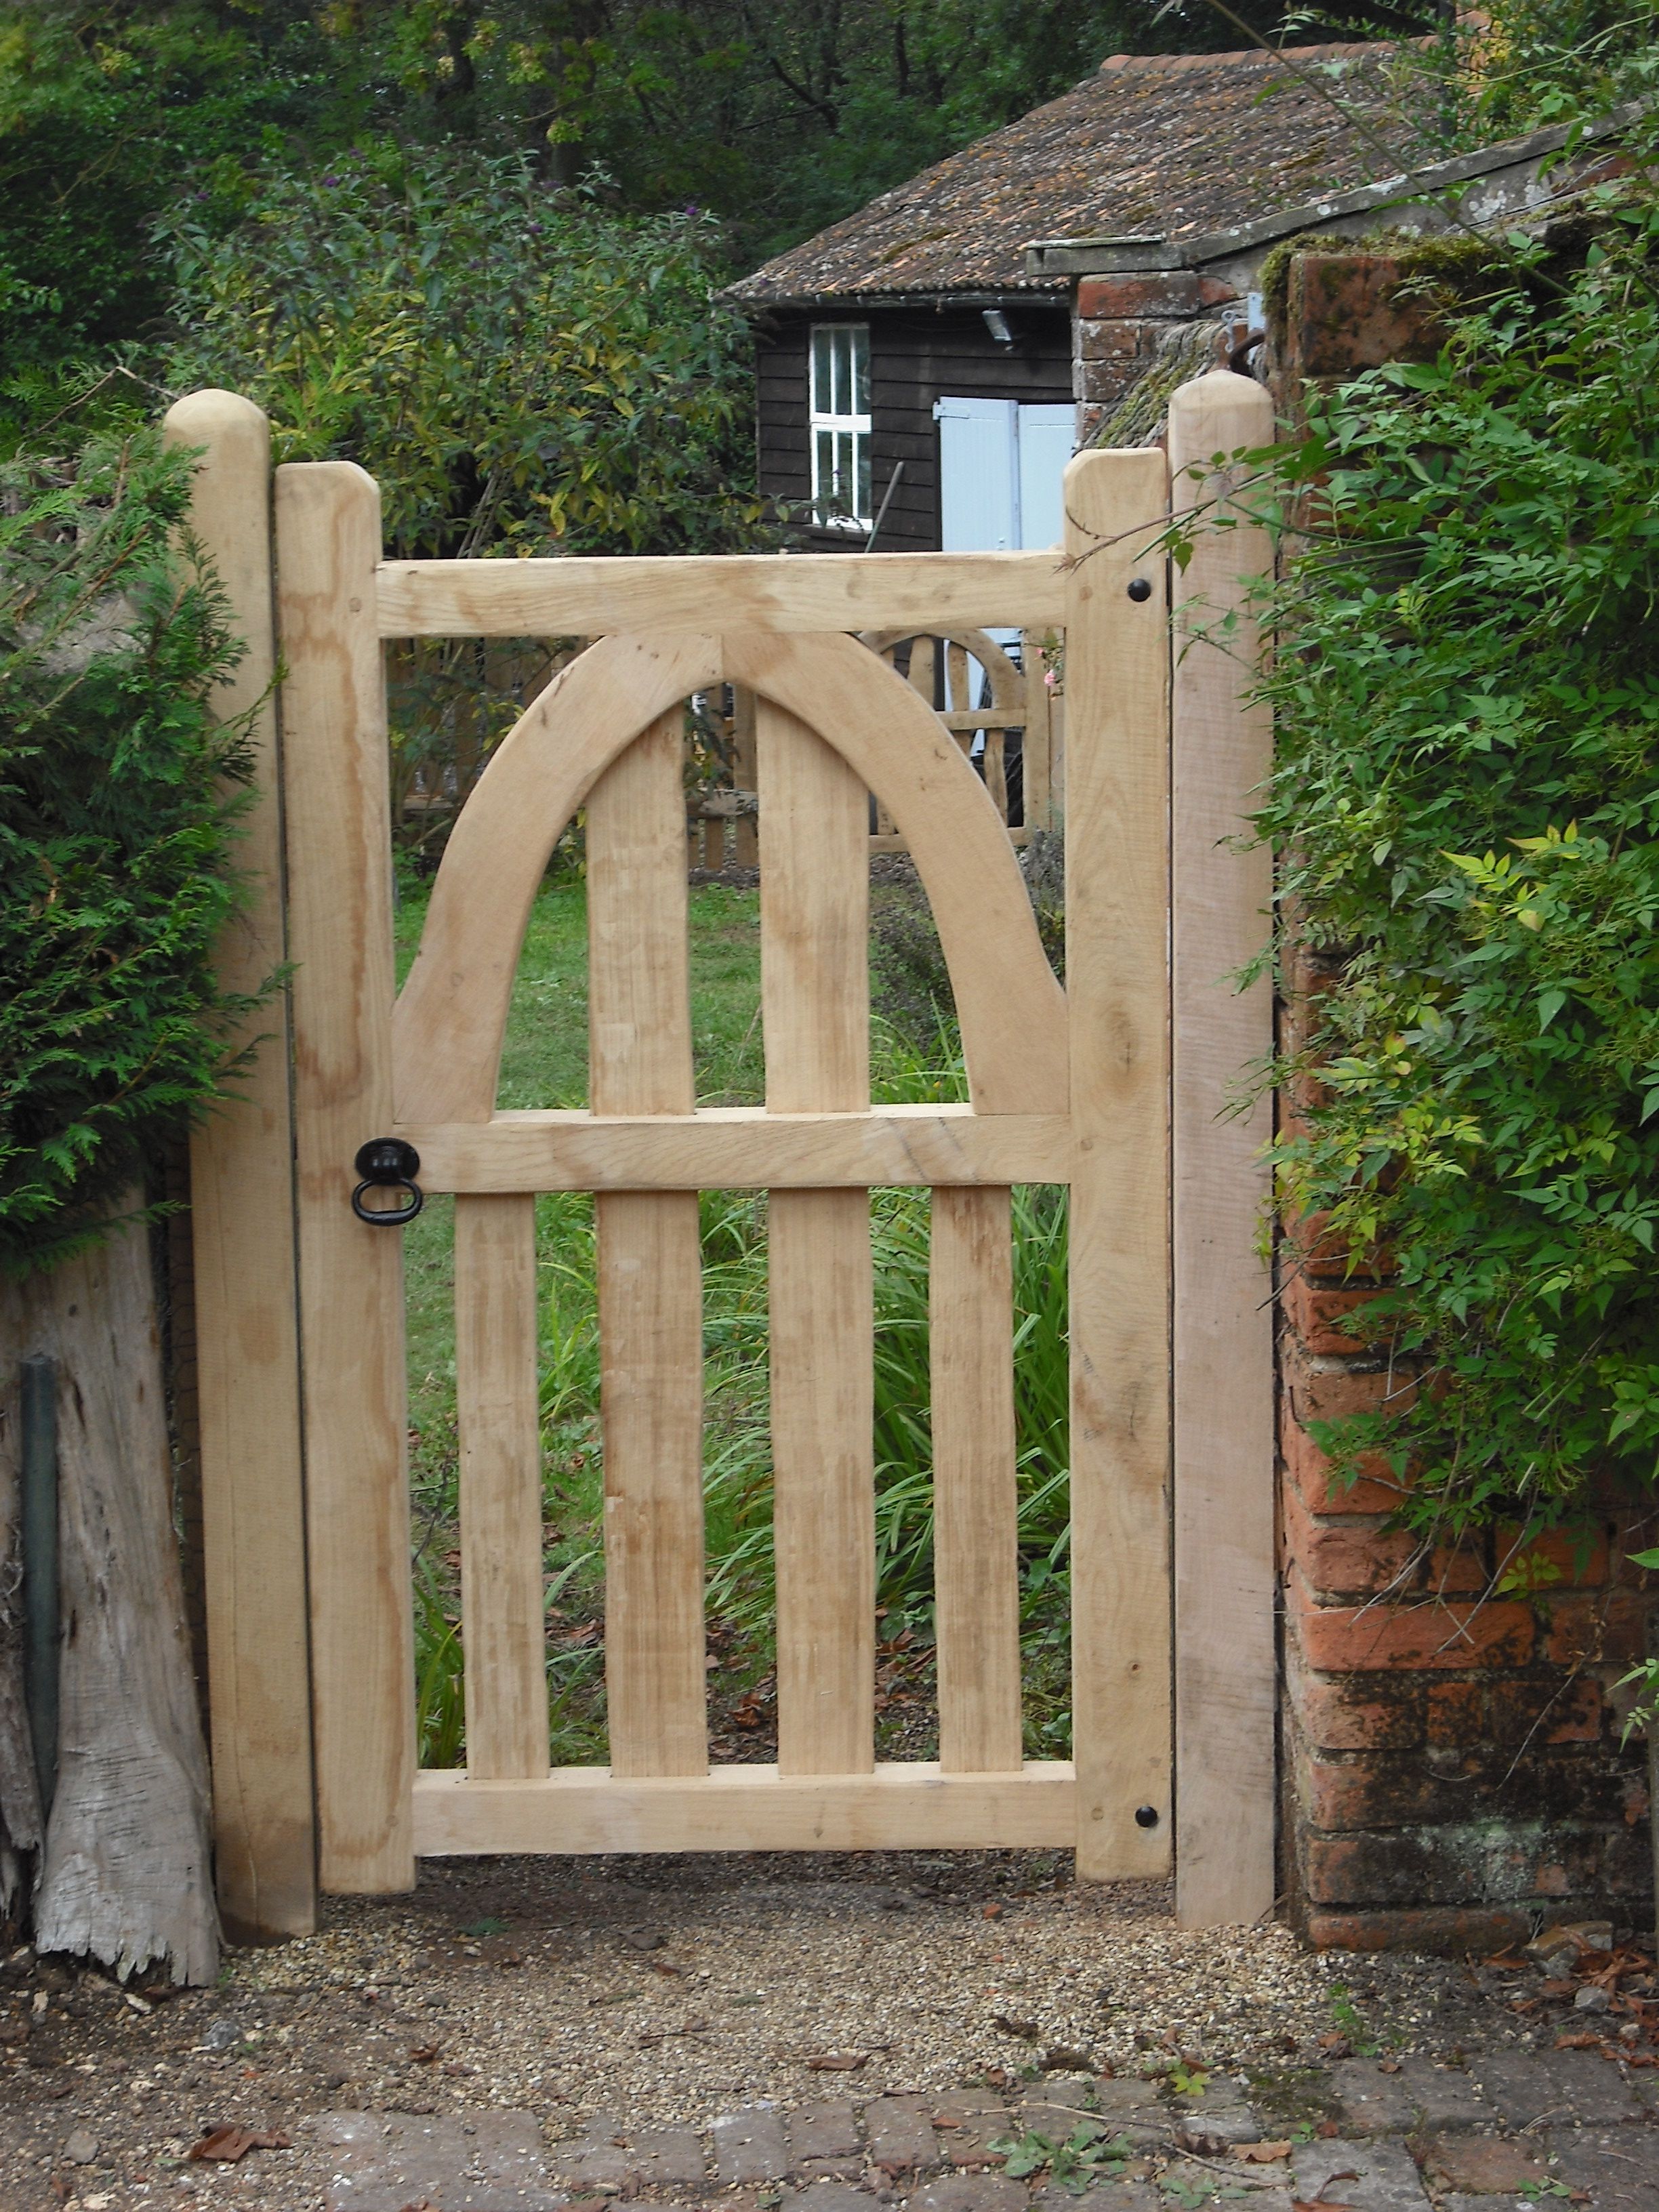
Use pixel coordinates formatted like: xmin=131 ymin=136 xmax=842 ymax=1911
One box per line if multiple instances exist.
xmin=1271 ymin=256 xmax=1656 ymax=1947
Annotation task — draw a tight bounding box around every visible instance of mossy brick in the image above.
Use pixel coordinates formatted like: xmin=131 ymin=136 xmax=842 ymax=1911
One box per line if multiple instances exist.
xmin=1306 ymin=1904 xmax=1534 ymax=1954
xmin=1285 ymin=252 xmax=1448 ymax=379
xmin=1303 ymin=1823 xmax=1580 ymax=1909
xmin=1286 ymin=1568 xmax=1534 ymax=1671
xmin=1426 ymin=1680 xmax=1484 ymax=1746
xmin=1288 ymin=1652 xmax=1424 ymax=1751
xmin=1542 ymin=1589 xmax=1650 ymax=1666
xmin=1489 ymin=1674 xmax=1603 ymax=1747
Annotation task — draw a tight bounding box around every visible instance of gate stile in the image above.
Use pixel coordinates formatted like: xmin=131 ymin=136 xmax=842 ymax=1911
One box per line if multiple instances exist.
xmin=177 ymin=379 xmax=1275 ymax=1927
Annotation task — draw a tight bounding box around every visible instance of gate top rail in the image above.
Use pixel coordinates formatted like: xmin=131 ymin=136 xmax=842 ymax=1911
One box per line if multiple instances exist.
xmin=374 ymin=549 xmax=1067 ymax=639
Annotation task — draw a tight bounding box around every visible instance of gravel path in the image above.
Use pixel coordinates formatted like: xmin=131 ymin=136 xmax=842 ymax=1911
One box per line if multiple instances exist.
xmin=0 ymin=1850 xmax=1650 ymax=2210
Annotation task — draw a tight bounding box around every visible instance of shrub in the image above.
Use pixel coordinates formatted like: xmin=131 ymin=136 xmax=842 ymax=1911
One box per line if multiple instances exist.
xmin=0 ymin=430 xmax=258 ymax=1272
xmin=1254 ymin=155 xmax=1659 ymax=1540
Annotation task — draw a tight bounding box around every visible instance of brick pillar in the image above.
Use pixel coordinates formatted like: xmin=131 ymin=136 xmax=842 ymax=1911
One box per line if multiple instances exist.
xmin=1073 ymin=271 xmax=1240 ymax=443
xmin=1272 ymin=249 xmax=1657 ymax=1948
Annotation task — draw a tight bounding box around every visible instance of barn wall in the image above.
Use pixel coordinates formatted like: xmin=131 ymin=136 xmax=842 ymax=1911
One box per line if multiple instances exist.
xmin=754 ymin=304 xmax=1073 ymax=552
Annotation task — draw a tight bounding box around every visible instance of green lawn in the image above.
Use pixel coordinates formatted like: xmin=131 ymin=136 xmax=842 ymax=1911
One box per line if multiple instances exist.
xmin=393 ymin=871 xmax=1070 ymax=1769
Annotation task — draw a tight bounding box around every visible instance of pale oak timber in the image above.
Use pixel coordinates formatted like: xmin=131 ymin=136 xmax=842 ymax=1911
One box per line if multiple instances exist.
xmin=413 ymin=1762 xmax=1076 ymax=1855
xmin=392 ymin=630 xmax=1064 ymax=1124
xmin=376 ymin=550 xmax=1065 ymax=638
xmin=276 ymin=462 xmax=415 ymax=1893
xmin=455 ymin=1195 xmax=548 ymax=1780
xmin=760 ymin=699 xmax=875 ymax=1779
xmin=587 ymin=715 xmax=707 ymax=1780
xmin=1168 ymin=375 xmax=1276 ymax=1929
xmin=932 ymin=1187 xmax=1023 ymax=1774
xmin=396 ymin=1109 xmax=1072 ymax=1193
xmin=1063 ymin=448 xmax=1173 ymax=1883
xmin=163 ymin=392 xmax=316 ymax=1940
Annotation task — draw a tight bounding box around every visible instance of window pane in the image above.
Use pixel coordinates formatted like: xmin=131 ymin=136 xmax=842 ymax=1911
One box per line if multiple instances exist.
xmin=853 ymin=328 xmax=871 ymax=415
xmin=836 ymin=329 xmax=852 ymax=418
xmin=856 ymin=434 xmax=872 ymax=523
xmin=815 ymin=428 xmax=833 ymax=513
xmin=812 ymin=329 xmax=832 ymax=417
xmin=838 ymin=432 xmax=854 ymax=509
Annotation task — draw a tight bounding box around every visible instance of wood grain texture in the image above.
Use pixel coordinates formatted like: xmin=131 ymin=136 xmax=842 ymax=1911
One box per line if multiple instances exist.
xmin=162 ymin=391 xmax=316 ymax=1940
xmin=377 ymin=550 xmax=1065 ymax=638
xmin=398 ymin=1108 xmax=1072 ymax=1192
xmin=276 ymin=461 xmax=415 ymax=1893
xmin=931 ymin=1186 xmax=1022 ymax=1774
xmin=413 ymin=1761 xmax=1076 ymax=1854
xmin=393 ymin=630 xmax=1065 ymax=1122
xmin=1063 ymin=447 xmax=1173 ymax=1883
xmin=760 ymin=701 xmax=874 ymax=1778
xmin=1168 ymin=374 xmax=1276 ymax=1927
xmin=588 ymin=715 xmax=706 ymax=1778
xmin=455 ymin=1195 xmax=548 ymax=1780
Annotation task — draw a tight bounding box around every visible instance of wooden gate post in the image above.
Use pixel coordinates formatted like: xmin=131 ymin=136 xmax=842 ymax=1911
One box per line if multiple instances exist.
xmin=1168 ymin=371 xmax=1277 ymax=1928
xmin=1063 ymin=448 xmax=1173 ymax=1882
xmin=276 ymin=462 xmax=415 ymax=1893
xmin=163 ymin=392 xmax=316 ymax=1941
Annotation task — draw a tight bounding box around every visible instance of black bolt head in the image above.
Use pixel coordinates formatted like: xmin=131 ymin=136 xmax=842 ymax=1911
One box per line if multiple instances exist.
xmin=1126 ymin=577 xmax=1153 ymax=602
xmin=1134 ymin=1803 xmax=1160 ymax=1828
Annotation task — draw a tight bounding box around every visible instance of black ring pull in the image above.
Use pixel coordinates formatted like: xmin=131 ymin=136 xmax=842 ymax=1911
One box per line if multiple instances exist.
xmin=351 ymin=1138 xmax=424 ymax=1225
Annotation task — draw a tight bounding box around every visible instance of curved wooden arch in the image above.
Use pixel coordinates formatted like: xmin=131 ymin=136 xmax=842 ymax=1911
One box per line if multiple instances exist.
xmin=393 ymin=628 xmax=1067 ymax=1122
xmin=860 ymin=626 xmax=1025 ymax=713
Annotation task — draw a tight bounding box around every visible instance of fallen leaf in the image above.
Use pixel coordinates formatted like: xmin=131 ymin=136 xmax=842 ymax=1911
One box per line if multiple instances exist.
xmin=1483 ymin=1948 xmax=1529 ymax=1971
xmin=1232 ymin=2142 xmax=1293 ymax=2163
xmin=1293 ymin=2200 xmax=1359 ymax=2212
xmin=1316 ymin=2032 xmax=1352 ymax=2057
xmin=188 ymin=2126 xmax=291 ymax=2164
xmin=1376 ymin=2058 xmax=1401 ymax=2074
xmin=1556 ymin=2032 xmax=1601 ymax=2049
xmin=991 ymin=2015 xmax=1040 ymax=2040
xmin=1315 ymin=2120 xmax=1340 ymax=2138
xmin=982 ymin=1904 xmax=1004 ymax=1920
xmin=806 ymin=2053 xmax=868 ymax=2071
xmin=409 ymin=2043 xmax=441 ymax=2063
xmin=650 ymin=1961 xmax=684 ymax=1977
xmin=1042 ymin=2047 xmax=1094 ymax=2073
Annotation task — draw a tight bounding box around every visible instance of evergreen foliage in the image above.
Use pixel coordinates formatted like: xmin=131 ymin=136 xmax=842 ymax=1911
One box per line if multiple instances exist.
xmin=1248 ymin=125 xmax=1659 ymax=1538
xmin=0 ymin=431 xmax=259 ymax=1272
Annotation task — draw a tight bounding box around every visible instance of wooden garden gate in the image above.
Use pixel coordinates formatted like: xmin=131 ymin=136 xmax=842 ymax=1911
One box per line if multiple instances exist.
xmin=168 ymin=378 xmax=1275 ymax=1946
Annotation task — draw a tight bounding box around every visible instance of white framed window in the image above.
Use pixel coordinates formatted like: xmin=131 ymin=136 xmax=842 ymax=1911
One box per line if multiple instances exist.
xmin=809 ymin=323 xmax=872 ymax=529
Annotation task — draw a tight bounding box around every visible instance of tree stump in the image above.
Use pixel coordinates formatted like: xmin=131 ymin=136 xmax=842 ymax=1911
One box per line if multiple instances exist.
xmin=0 ymin=1200 xmax=220 ymax=1984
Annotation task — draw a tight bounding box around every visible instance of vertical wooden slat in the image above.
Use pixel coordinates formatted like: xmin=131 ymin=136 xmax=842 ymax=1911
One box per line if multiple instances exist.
xmin=984 ymin=730 xmax=1008 ymax=825
xmin=1063 ymin=447 xmax=1172 ymax=1882
xmin=455 ymin=1193 xmax=547 ymax=1779
xmin=1021 ymin=631 xmax=1052 ymax=834
xmin=163 ymin=392 xmax=316 ymax=1940
xmin=276 ymin=460 xmax=415 ymax=1893
xmin=732 ymin=684 xmax=759 ymax=869
xmin=588 ymin=712 xmax=707 ymax=1778
xmin=931 ymin=1186 xmax=1022 ymax=1772
xmin=758 ymin=694 xmax=874 ymax=1776
xmin=1168 ymin=373 xmax=1276 ymax=1927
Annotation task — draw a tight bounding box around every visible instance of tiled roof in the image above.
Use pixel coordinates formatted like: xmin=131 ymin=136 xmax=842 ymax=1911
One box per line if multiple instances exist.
xmin=728 ymin=43 xmax=1425 ymax=304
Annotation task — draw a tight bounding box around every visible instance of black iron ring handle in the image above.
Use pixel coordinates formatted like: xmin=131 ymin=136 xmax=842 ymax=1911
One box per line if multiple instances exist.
xmin=352 ymin=1138 xmax=424 ymax=1226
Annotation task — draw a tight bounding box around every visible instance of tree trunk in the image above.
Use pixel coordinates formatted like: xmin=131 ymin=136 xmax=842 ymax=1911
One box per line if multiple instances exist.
xmin=0 ymin=1200 xmax=220 ymax=1984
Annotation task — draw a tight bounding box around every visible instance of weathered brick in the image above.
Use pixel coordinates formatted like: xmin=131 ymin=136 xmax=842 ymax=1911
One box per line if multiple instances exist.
xmin=1542 ymin=1589 xmax=1649 ymax=1665
xmin=1490 ymin=1674 xmax=1602 ymax=1747
xmin=1291 ymin=2137 xmax=1431 ymax=2211
xmin=1286 ymin=253 xmax=1448 ymax=380
xmin=928 ymin=2095 xmax=1009 ymax=2169
xmin=1425 ymin=1681 xmax=1483 ymax=1746
xmin=713 ymin=2107 xmax=790 ymax=2184
xmin=1288 ymin=1652 xmax=1423 ymax=1752
xmin=1328 ymin=2060 xmax=1415 ymax=2136
xmin=1548 ymin=2128 xmax=1659 ymax=2212
xmin=1283 ymin=1274 xmax=1386 ymax=1357
xmin=1286 ymin=1568 xmax=1534 ymax=1672
xmin=862 ymin=2095 xmax=936 ymax=2175
xmin=1076 ymin=271 xmax=1205 ymax=319
xmin=1283 ymin=1413 xmax=1410 ymax=1517
xmin=1307 ymin=1904 xmax=1535 ymax=1954
xmin=787 ymin=2101 xmax=862 ymax=2177
xmin=1423 ymin=2135 xmax=1544 ymax=2191
xmin=1283 ymin=1347 xmax=1417 ymax=1431
xmin=907 ymin=2179 xmax=1027 ymax=2212
xmin=314 ymin=2110 xmax=562 ymax=2212
xmin=1498 ymin=1519 xmax=1608 ymax=1589
xmin=1470 ymin=2047 xmax=1647 ymax=2127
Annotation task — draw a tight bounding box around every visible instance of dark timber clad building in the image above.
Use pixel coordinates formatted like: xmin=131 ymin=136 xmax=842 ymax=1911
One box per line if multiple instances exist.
xmin=726 ymin=44 xmax=1612 ymax=555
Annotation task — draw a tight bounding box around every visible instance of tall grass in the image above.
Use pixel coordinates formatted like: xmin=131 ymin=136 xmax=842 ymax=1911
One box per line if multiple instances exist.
xmin=405 ymin=891 xmax=1075 ymax=1766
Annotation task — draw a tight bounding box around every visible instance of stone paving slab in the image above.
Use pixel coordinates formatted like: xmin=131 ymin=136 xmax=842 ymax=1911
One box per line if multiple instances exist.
xmin=1422 ymin=2135 xmax=1550 ymax=2192
xmin=907 ymin=2174 xmax=1029 ymax=2212
xmin=1470 ymin=2047 xmax=1652 ymax=2128
xmin=865 ymin=2092 xmax=941 ymax=2173
xmin=307 ymin=2110 xmax=565 ymax=2212
xmin=1293 ymin=2137 xmax=1432 ymax=2212
xmin=714 ymin=2102 xmax=792 ymax=2183
xmin=1547 ymin=2125 xmax=1659 ymax=2210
